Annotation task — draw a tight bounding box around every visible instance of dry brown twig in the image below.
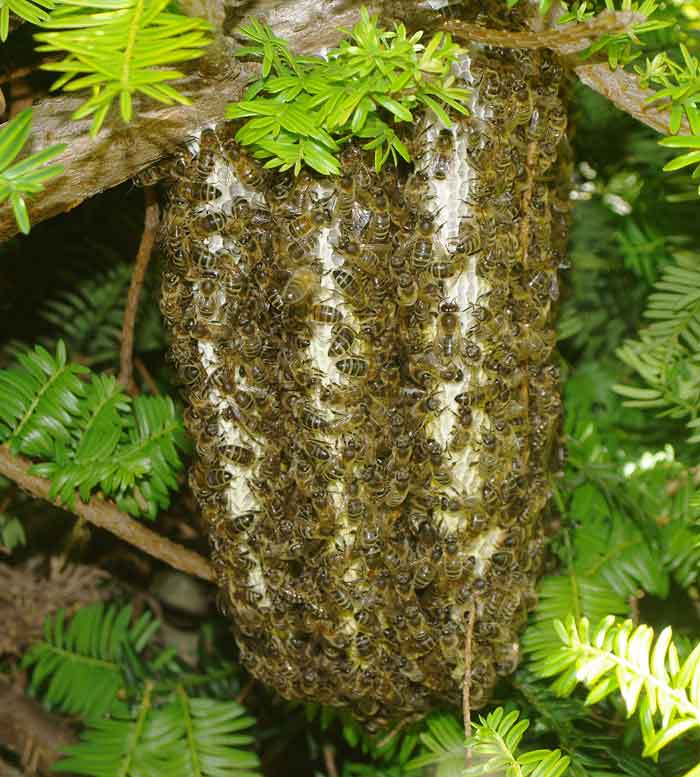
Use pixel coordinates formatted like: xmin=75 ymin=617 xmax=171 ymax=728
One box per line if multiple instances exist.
xmin=0 ymin=444 xmax=216 ymax=583
xmin=118 ymin=187 xmax=160 ymax=393
xmin=463 ymin=605 xmax=475 ymax=768
xmin=135 ymin=357 xmax=161 ymax=395
xmin=323 ymin=744 xmax=339 ymax=777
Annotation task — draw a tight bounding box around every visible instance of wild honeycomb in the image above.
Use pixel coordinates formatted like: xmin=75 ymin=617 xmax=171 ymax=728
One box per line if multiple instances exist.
xmin=157 ymin=2 xmax=571 ymax=729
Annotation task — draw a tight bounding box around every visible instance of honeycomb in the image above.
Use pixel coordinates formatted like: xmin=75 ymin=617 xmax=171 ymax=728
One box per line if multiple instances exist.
xmin=157 ymin=2 xmax=571 ymax=729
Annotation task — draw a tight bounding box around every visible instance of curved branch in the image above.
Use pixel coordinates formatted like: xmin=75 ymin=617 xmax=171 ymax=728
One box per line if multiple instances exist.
xmin=0 ymin=445 xmax=216 ymax=583
xmin=119 ymin=186 xmax=160 ymax=393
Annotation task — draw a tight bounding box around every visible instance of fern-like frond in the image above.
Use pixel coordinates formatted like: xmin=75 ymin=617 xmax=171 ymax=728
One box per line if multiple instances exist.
xmin=464 ymin=707 xmax=570 ymax=777
xmin=170 ymin=688 xmax=262 ymax=777
xmin=0 ymin=340 xmax=87 ymax=458
xmin=522 ymin=572 xmax=629 ymax=665
xmin=40 ymin=261 xmax=167 ymax=363
xmin=406 ymin=711 xmax=467 ymax=777
xmin=615 ymin=252 xmax=700 ymax=438
xmin=53 ymin=681 xmax=180 ymax=776
xmin=22 ymin=602 xmax=160 ymax=721
xmin=570 ymin=483 xmax=669 ymax=598
xmin=532 ymin=615 xmax=700 ymax=775
xmin=409 ymin=708 xmax=570 ymax=777
xmin=33 ymin=0 xmax=211 ymax=136
xmin=0 ymin=107 xmax=66 ymax=232
xmin=54 ymin=683 xmax=262 ymax=777
xmin=0 ymin=342 xmax=187 ymax=517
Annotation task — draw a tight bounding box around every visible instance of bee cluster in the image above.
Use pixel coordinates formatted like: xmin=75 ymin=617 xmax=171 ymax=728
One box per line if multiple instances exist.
xmin=156 ymin=4 xmax=570 ymax=730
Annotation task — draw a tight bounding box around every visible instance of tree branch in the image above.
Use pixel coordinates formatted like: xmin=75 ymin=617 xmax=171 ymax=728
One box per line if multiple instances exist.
xmin=0 ymin=0 xmax=367 ymax=242
xmin=0 ymin=1 xmax=684 ymax=242
xmin=448 ymin=9 xmax=690 ymax=138
xmin=444 ymin=10 xmax=643 ymax=52
xmin=0 ymin=676 xmax=77 ymax=775
xmin=0 ymin=445 xmax=216 ymax=583
xmin=573 ymin=62 xmax=689 ymax=137
xmin=119 ymin=187 xmax=160 ymax=393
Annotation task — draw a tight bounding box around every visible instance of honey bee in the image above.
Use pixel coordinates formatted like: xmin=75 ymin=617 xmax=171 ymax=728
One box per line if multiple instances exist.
xmin=366 ymin=189 xmax=392 ymax=244
xmin=407 ymin=214 xmax=438 ymax=272
xmin=431 ymin=129 xmax=454 ymax=180
xmin=435 ymin=301 xmax=461 ymax=363
xmin=133 ymin=159 xmax=170 ymax=187
xmin=289 ymin=204 xmax=332 ymax=240
xmin=397 ymin=273 xmax=418 ymax=307
xmin=189 ymin=182 xmax=223 ymax=202
xmin=334 ymin=173 xmax=355 ymax=220
xmin=337 ymin=239 xmax=380 ymax=275
xmin=283 ymin=266 xmax=318 ymax=307
xmin=194 ymin=145 xmax=217 ymax=181
xmin=346 ymin=497 xmax=368 ymax=523
xmin=194 ymin=209 xmax=227 ymax=235
xmin=218 ymin=443 xmax=255 ymax=467
xmin=331 ymin=267 xmax=364 ymax=300
xmin=328 ymin=323 xmax=356 ymax=358
xmin=224 ymin=141 xmax=265 ymax=188
xmin=310 ymin=304 xmax=343 ymax=324
xmin=385 ymin=467 xmax=410 ymax=508
xmin=404 ymin=169 xmax=430 ymax=209
xmin=304 ymin=438 xmax=332 ymax=462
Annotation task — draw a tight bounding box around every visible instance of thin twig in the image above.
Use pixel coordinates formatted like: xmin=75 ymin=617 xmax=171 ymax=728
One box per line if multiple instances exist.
xmin=134 ymin=357 xmax=161 ymax=395
xmin=444 ymin=10 xmax=643 ymax=53
xmin=463 ymin=605 xmax=475 ymax=768
xmin=119 ymin=187 xmax=160 ymax=393
xmin=323 ymin=744 xmax=339 ymax=777
xmin=0 ymin=444 xmax=216 ymax=583
xmin=234 ymin=678 xmax=255 ymax=706
xmin=375 ymin=715 xmax=415 ymax=750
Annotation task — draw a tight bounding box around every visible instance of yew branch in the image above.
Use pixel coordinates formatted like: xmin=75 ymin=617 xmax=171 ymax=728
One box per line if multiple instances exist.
xmin=0 ymin=445 xmax=216 ymax=583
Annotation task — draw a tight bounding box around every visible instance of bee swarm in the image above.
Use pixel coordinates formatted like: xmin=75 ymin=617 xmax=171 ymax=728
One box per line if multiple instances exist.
xmin=157 ymin=4 xmax=571 ymax=730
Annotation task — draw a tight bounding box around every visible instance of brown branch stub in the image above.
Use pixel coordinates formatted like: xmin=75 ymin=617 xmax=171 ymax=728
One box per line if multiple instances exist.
xmin=0 ymin=676 xmax=77 ymax=775
xmin=119 ymin=186 xmax=160 ymax=393
xmin=462 ymin=605 xmax=475 ymax=768
xmin=322 ymin=744 xmax=339 ymax=777
xmin=0 ymin=444 xmax=216 ymax=583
